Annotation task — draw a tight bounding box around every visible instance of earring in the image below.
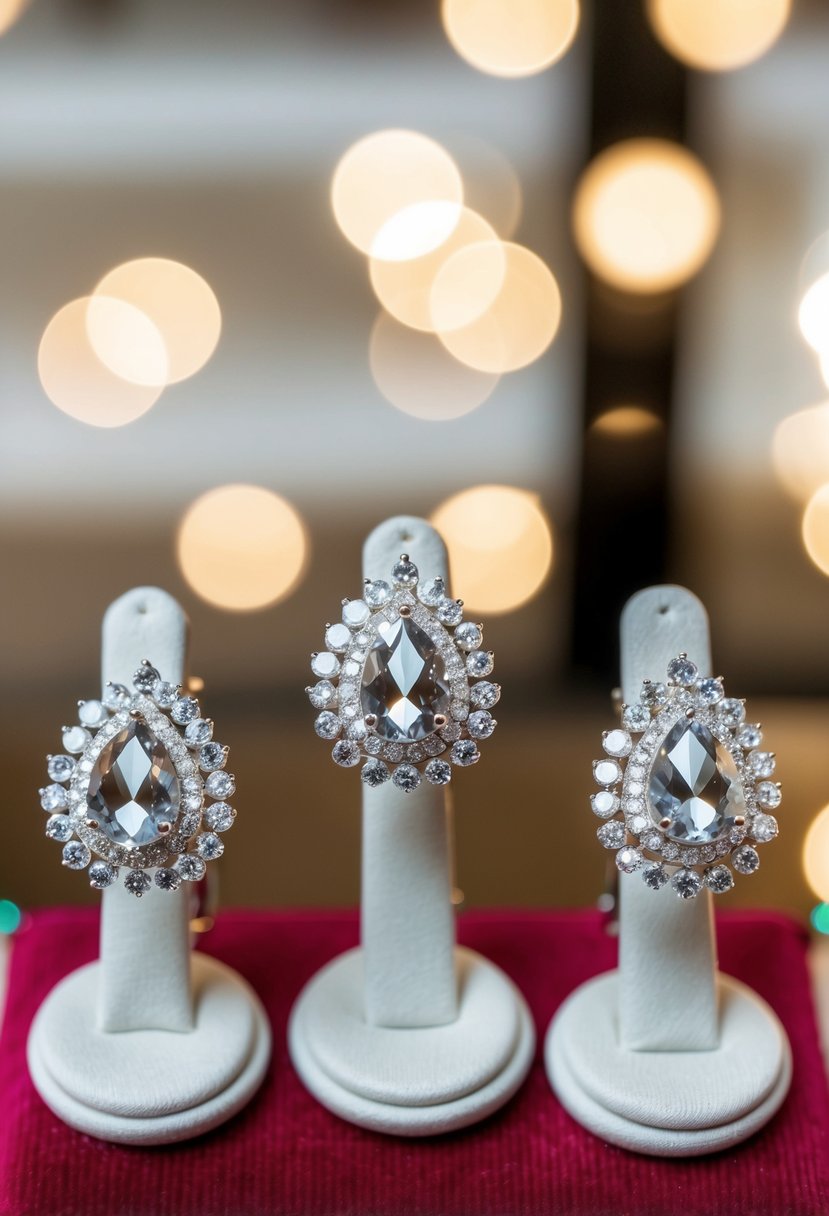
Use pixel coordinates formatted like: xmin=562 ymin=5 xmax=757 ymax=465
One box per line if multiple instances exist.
xmin=307 ymin=553 xmax=499 ymax=792
xmin=591 ymin=653 xmax=780 ymax=898
xmin=39 ymin=660 xmax=236 ymax=896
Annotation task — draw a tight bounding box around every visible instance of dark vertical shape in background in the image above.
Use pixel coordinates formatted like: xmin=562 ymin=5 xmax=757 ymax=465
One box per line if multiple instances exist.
xmin=570 ymin=3 xmax=688 ymax=684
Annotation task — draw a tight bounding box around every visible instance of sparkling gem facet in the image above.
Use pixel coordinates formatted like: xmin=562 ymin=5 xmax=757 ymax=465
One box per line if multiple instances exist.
xmin=705 ymin=864 xmax=734 ymax=894
xmin=205 ymin=771 xmax=235 ymax=799
xmin=603 ymin=729 xmax=631 ymax=758
xmin=88 ymin=860 xmax=117 ymax=889
xmin=361 ymin=758 xmax=390 ymax=787
xmin=732 ymin=845 xmax=760 ymax=875
xmin=364 ymin=580 xmax=391 ymax=607
xmin=425 ymin=758 xmax=452 ymax=785
xmin=746 ymin=750 xmax=775 ymax=779
xmin=648 ymin=718 xmax=746 ymax=845
xmin=360 ymin=617 xmax=450 ymax=742
xmin=642 ymin=862 xmax=668 ymax=890
xmin=204 ymin=801 xmax=236 ymax=831
xmin=616 ymin=846 xmax=642 ymax=873
xmin=175 ymin=854 xmax=206 ymax=881
xmin=751 ymin=813 xmax=778 ymax=843
xmin=671 ymin=868 xmax=702 ymax=899
xmin=393 ymin=763 xmax=421 ymax=792
xmin=591 ymin=791 xmax=619 ymax=819
xmin=124 ymin=870 xmax=152 ymax=897
xmin=87 ymin=719 xmax=180 ymax=848
xmin=756 ymin=781 xmax=781 ymax=809
xmin=154 ymin=867 xmax=181 ymax=891
xmin=311 ymin=652 xmax=340 ymax=679
xmin=451 ymin=739 xmax=479 ymax=766
xmin=47 ymin=754 xmax=76 ymax=783
xmin=62 ymin=841 xmax=91 ymax=870
xmin=597 ymin=820 xmax=625 ymax=849
xmin=667 ymin=656 xmax=698 ymax=685
xmin=467 ymin=710 xmax=495 ymax=739
xmin=466 ymin=650 xmax=494 ymax=677
xmin=623 ymin=703 xmax=651 ymax=731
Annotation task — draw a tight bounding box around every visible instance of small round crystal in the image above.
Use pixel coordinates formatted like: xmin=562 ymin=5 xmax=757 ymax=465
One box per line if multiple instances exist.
xmin=593 ymin=759 xmax=622 ymax=786
xmin=704 ymin=864 xmax=734 ymax=894
xmin=718 ymin=697 xmax=745 ymax=728
xmin=671 ymin=868 xmax=702 ymax=899
xmin=622 ymin=703 xmax=651 ymax=732
xmin=332 ymin=740 xmax=360 ymax=767
xmin=466 ymin=650 xmax=494 ymax=678
xmin=62 ymin=841 xmax=91 ymax=870
xmin=103 ymin=682 xmax=130 ymax=709
xmin=602 ymin=729 xmax=631 ymax=758
xmin=124 ymin=870 xmax=151 ymax=897
xmin=206 ymin=771 xmax=235 ymax=799
xmin=467 ymin=710 xmax=496 ymax=739
xmin=642 ymin=862 xmax=668 ymax=890
xmin=45 ymin=814 xmax=73 ymax=842
xmin=393 ymin=764 xmax=421 ymax=792
xmin=153 ymin=681 xmax=178 ymax=708
xmin=154 ymin=867 xmax=182 ymax=892
xmin=40 ymin=784 xmax=68 ymax=812
xmin=314 ymin=711 xmax=342 ymax=740
xmin=470 ymin=681 xmax=500 ymax=709
xmin=454 ymin=622 xmax=483 ymax=651
xmin=732 ymin=845 xmax=760 ymax=875
xmin=640 ymin=682 xmax=668 ymax=707
xmin=736 ymin=723 xmax=763 ymax=749
xmin=451 ymin=739 xmax=480 ymax=767
xmin=205 ymin=801 xmax=236 ymax=831
xmin=591 ymin=791 xmax=619 ymax=819
xmin=746 ymin=750 xmax=775 ymax=779
xmin=615 ymin=846 xmax=642 ymax=874
xmin=133 ymin=662 xmax=160 ymax=694
xmin=436 ymin=597 xmax=463 ymax=626
xmin=311 ymin=652 xmax=340 ymax=679
xmin=342 ymin=599 xmax=371 ymax=629
xmin=88 ymin=861 xmax=117 ymax=889
xmin=391 ymin=558 xmax=419 ymax=586
xmin=756 ymin=781 xmax=781 ymax=810
xmin=418 ymin=577 xmax=445 ymax=606
xmin=78 ymin=699 xmax=107 ymax=728
xmin=176 ymin=854 xmax=206 ymax=882
xmin=47 ymin=754 xmax=76 ymax=783
xmin=364 ymin=580 xmax=391 ymax=607
xmin=360 ymin=758 xmax=390 ymax=788
xmin=171 ymin=696 xmax=200 ymax=725
xmin=196 ymin=832 xmax=224 ymax=860
xmin=425 ymin=758 xmax=452 ymax=785
xmin=696 ymin=677 xmax=724 ymax=706
xmin=307 ymin=680 xmax=337 ymax=709
xmin=62 ymin=726 xmax=91 ymax=754
xmin=597 ymin=821 xmax=625 ymax=849
xmin=667 ymin=656 xmax=698 ymax=685
xmin=185 ymin=718 xmax=213 ymax=747
xmin=751 ymin=814 xmax=778 ymax=843
xmin=325 ymin=623 xmax=351 ymax=653
xmin=199 ymin=742 xmax=226 ymax=772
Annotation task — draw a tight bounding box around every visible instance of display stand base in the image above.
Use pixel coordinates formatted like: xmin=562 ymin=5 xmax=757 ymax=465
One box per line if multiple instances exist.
xmin=288 ymin=946 xmax=535 ymax=1136
xmin=545 ymin=970 xmax=791 ymax=1157
xmin=27 ymin=953 xmax=271 ymax=1146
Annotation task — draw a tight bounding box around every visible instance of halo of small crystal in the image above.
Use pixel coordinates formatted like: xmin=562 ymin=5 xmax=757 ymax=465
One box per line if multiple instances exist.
xmin=308 ymin=555 xmax=498 ymax=792
xmin=40 ymin=661 xmax=236 ymax=896
xmin=590 ymin=653 xmax=780 ymax=898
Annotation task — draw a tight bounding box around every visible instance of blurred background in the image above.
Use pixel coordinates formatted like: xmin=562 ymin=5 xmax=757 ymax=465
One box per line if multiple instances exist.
xmin=3 ymin=0 xmax=829 ymax=927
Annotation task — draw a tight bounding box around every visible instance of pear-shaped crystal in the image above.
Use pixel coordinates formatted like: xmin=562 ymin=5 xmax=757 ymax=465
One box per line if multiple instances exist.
xmin=648 ymin=718 xmax=746 ymax=844
xmin=361 ymin=617 xmax=450 ymax=742
xmin=87 ymin=719 xmax=179 ymax=847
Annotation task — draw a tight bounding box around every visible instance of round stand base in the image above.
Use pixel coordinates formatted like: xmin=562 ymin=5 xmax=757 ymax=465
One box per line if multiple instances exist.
xmin=288 ymin=946 xmax=534 ymax=1136
xmin=27 ymin=952 xmax=271 ymax=1146
xmin=545 ymin=970 xmax=791 ymax=1157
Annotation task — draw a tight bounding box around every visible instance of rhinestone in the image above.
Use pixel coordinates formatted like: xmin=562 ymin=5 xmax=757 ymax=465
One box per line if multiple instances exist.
xmin=346 ymin=720 xmax=368 ymax=741
xmin=124 ymin=870 xmax=151 ymax=897
xmin=45 ymin=814 xmax=73 ymax=842
xmin=311 ymin=652 xmax=340 ymax=679
xmin=641 ymin=830 xmax=662 ymax=850
xmin=648 ymin=718 xmax=746 ymax=844
xmin=454 ymin=622 xmax=482 ymax=651
xmin=47 ymin=754 xmax=76 ymax=783
xmin=392 ymin=764 xmax=421 ymax=792
xmin=391 ymin=558 xmax=419 ymax=586
xmin=640 ymin=682 xmax=668 ymax=707
xmin=451 ymin=739 xmax=480 ymax=767
xmin=204 ymin=801 xmax=236 ymax=831
xmin=325 ymin=623 xmax=352 ymax=653
xmin=361 ymin=617 xmax=450 ymax=742
xmin=205 ymin=771 xmax=235 ymax=799
xmin=704 ymin=864 xmax=734 ymax=894
xmin=152 ymin=867 xmax=180 ymax=891
xmin=425 ymin=758 xmax=452 ymax=785
xmin=133 ymin=662 xmax=160 ymax=694
xmin=423 ymin=735 xmax=445 ymax=755
xmin=718 ymin=698 xmax=746 ymax=728
xmin=198 ymin=742 xmax=226 ymax=772
xmin=153 ymin=681 xmax=178 ymax=708
xmin=365 ymin=736 xmax=383 ymax=755
xmin=62 ymin=841 xmax=91 ymax=870
xmin=746 ymin=751 xmax=775 ymax=779
xmin=332 ymin=740 xmax=360 ymax=767
xmin=418 ymin=577 xmax=445 ymax=606
xmin=594 ymin=759 xmax=622 ymax=786
xmin=470 ymin=681 xmax=500 ymax=709
xmin=342 ymin=599 xmax=371 ymax=629
xmin=103 ymin=682 xmax=130 ymax=710
xmin=603 ymin=729 xmax=631 ymax=758
xmin=598 ymin=821 xmax=625 ymax=849
xmin=591 ymin=791 xmax=620 ymax=819
xmin=185 ymin=718 xmax=213 ymax=747
xmin=88 ymin=861 xmax=117 ymax=889
xmin=642 ymin=862 xmax=668 ymax=890
xmin=78 ymin=699 xmax=107 ymax=728
xmin=40 ymin=784 xmax=68 ymax=812
xmin=361 ymin=758 xmax=390 ymax=787
xmin=171 ymin=696 xmax=200 ymax=725
xmin=616 ymin=846 xmax=642 ymax=874
xmin=466 ymin=650 xmax=493 ymax=678
xmin=736 ymin=723 xmax=763 ymax=749
xmin=436 ymin=597 xmax=463 ymax=626
xmin=756 ymin=781 xmax=781 ymax=810
xmin=196 ymin=832 xmax=224 ymax=860
xmin=671 ymin=868 xmax=702 ymax=899
xmin=627 ymin=814 xmax=648 ymax=834
xmin=682 ymin=847 xmax=701 ymax=865
xmin=87 ymin=719 xmax=179 ymax=848
xmin=732 ymin=845 xmax=760 ymax=875
xmin=467 ymin=710 xmax=495 ymax=739
xmin=175 ymin=854 xmax=206 ymax=881
xmin=364 ymin=580 xmax=391 ymax=607
xmin=62 ymin=725 xmax=91 ymax=754
xmin=307 ymin=681 xmax=336 ymax=709
xmin=751 ymin=813 xmax=778 ymax=843
xmin=662 ymin=841 xmax=680 ymax=861
xmin=622 ymin=703 xmax=651 ymax=732
xmin=696 ymin=677 xmax=724 ymax=706
xmin=700 ymin=844 xmax=716 ymax=862
xmin=440 ymin=722 xmax=462 ymax=742
xmin=384 ymin=742 xmax=404 ymax=761
xmin=314 ymin=711 xmax=342 ymax=740
xmin=667 ymin=656 xmax=698 ymax=686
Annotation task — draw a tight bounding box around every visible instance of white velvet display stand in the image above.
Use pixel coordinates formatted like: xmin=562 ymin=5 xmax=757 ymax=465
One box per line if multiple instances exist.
xmin=289 ymin=516 xmax=535 ymax=1135
xmin=545 ymin=585 xmax=792 ymax=1157
xmin=27 ymin=586 xmax=271 ymax=1145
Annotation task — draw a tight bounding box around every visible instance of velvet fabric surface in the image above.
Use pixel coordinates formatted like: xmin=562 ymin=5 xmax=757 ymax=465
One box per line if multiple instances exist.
xmin=0 ymin=908 xmax=826 ymax=1216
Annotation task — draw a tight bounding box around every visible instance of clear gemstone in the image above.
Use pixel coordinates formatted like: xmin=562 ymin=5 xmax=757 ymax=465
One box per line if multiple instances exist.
xmin=40 ymin=784 xmax=68 ymax=812
xmin=155 ymin=867 xmax=181 ymax=891
xmin=648 ymin=718 xmax=746 ymax=844
xmin=361 ymin=759 xmax=390 ymax=788
xmin=418 ymin=577 xmax=445 ymax=606
xmin=616 ymin=846 xmax=642 ymax=873
xmin=133 ymin=662 xmax=160 ymax=693
xmin=103 ymin=682 xmax=130 ymax=710
xmin=603 ymin=729 xmax=631 ymax=758
xmin=468 ymin=710 xmax=495 ymax=739
xmin=364 ymin=580 xmax=391 ymax=607
xmin=392 ymin=558 xmax=418 ymax=586
xmin=196 ymin=832 xmax=224 ymax=860
xmin=205 ymin=771 xmax=235 ymax=799
xmin=314 ymin=711 xmax=342 ymax=740
xmin=736 ymin=723 xmax=762 ymax=749
xmin=756 ymin=781 xmax=781 ymax=809
xmin=641 ymin=682 xmax=668 ymax=707
xmin=87 ymin=719 xmax=180 ymax=848
xmin=205 ymin=801 xmax=236 ymax=831
xmin=667 ymin=656 xmax=698 ymax=686
xmin=466 ymin=650 xmax=494 ymax=678
xmin=78 ymin=699 xmax=107 ymax=728
xmin=365 ymin=736 xmax=383 ymax=755
xmin=436 ymin=598 xmax=463 ymax=626
xmin=124 ymin=870 xmax=151 ymax=897
xmin=746 ymin=751 xmax=775 ymax=779
xmin=662 ymin=841 xmax=679 ymax=861
xmin=451 ymin=739 xmax=479 ymax=766
xmin=325 ymin=623 xmax=351 ymax=653
xmin=591 ymin=791 xmax=619 ymax=818
xmin=455 ymin=622 xmax=482 ymax=651
xmin=642 ymin=862 xmax=668 ymax=890
xmin=470 ymin=681 xmax=500 ymax=709
xmin=311 ymin=652 xmax=340 ymax=679
xmin=360 ymin=617 xmax=450 ymax=743
xmin=62 ymin=725 xmax=91 ymax=754
xmin=332 ymin=740 xmax=360 ymax=767
xmin=176 ymin=854 xmax=206 ymax=881
xmin=751 ymin=813 xmax=778 ymax=843
xmin=198 ymin=742 xmax=226 ymax=772
xmin=185 ymin=718 xmax=213 ymax=747
xmin=392 ymin=764 xmax=421 ymax=792
xmin=732 ymin=845 xmax=760 ymax=875
xmin=171 ymin=696 xmax=200 ymax=725
xmin=671 ymin=868 xmax=702 ymax=899
xmin=307 ymin=681 xmax=337 ymax=709
xmin=623 ymin=704 xmax=651 ymax=732
xmin=342 ymin=599 xmax=371 ymax=629
xmin=641 ymin=829 xmax=662 ymax=850
xmin=47 ymin=754 xmax=76 ymax=783
xmin=598 ymin=821 xmax=625 ymax=849
xmin=45 ymin=814 xmax=73 ymax=842
xmin=62 ymin=841 xmax=91 ymax=870
xmin=594 ymin=759 xmax=622 ymax=786
xmin=696 ymin=677 xmax=723 ymax=706
xmin=425 ymin=758 xmax=452 ymax=785
xmin=704 ymin=865 xmax=734 ymax=894
xmin=153 ymin=681 xmax=178 ymax=708
xmin=88 ymin=860 xmax=117 ymax=889
xmin=718 ymin=698 xmax=745 ymax=728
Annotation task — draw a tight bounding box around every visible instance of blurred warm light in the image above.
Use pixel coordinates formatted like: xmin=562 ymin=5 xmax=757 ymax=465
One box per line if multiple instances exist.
xmin=573 ymin=139 xmax=720 ymax=294
xmin=370 ymin=207 xmax=502 ymax=333
xmin=802 ymin=484 xmax=829 ymax=577
xmin=431 ymin=485 xmax=553 ymax=613
xmin=647 ymin=0 xmax=790 ymax=72
xmin=591 ymin=405 xmax=663 ymax=437
xmin=177 ymin=485 xmax=307 ymax=612
xmin=798 ymin=273 xmax=829 ymax=355
xmin=804 ymin=806 xmax=829 ymax=901
xmin=85 ymin=296 xmax=168 ymax=388
xmin=772 ymin=403 xmax=829 ymax=503
xmin=93 ymin=258 xmax=221 ymax=385
xmin=451 ymin=136 xmax=523 ymax=238
xmin=434 ymin=242 xmax=561 ymax=373
xmin=442 ymin=0 xmax=579 ymax=78
xmin=38 ymin=297 xmax=163 ymax=428
xmin=370 ymin=312 xmax=499 ymax=421
xmin=332 ymin=131 xmax=463 ymax=261
xmin=0 ymin=0 xmax=28 ymax=36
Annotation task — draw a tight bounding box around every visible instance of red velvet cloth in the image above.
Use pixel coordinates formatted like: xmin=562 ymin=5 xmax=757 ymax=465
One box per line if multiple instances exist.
xmin=0 ymin=908 xmax=827 ymax=1216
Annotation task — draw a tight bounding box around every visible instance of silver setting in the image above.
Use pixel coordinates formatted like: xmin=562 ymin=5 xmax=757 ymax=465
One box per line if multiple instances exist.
xmin=591 ymin=654 xmax=780 ymax=897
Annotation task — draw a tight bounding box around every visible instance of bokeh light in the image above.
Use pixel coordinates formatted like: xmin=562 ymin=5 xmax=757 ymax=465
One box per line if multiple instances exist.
xmin=38 ymin=297 xmax=164 ymax=427
xmin=177 ymin=485 xmax=308 ymax=611
xmin=451 ymin=136 xmax=523 ymax=238
xmin=331 ymin=130 xmax=463 ymax=261
xmin=573 ymin=139 xmax=720 ymax=294
xmin=93 ymin=257 xmax=221 ymax=385
xmin=441 ymin=0 xmax=580 ymax=78
xmin=591 ymin=405 xmax=663 ymax=437
xmin=0 ymin=0 xmax=28 ymax=36
xmin=434 ymin=242 xmax=562 ymax=373
xmin=369 ymin=207 xmax=502 ymax=333
xmin=0 ymin=899 xmax=21 ymax=935
xmin=804 ymin=805 xmax=829 ymax=901
xmin=801 ymin=484 xmax=829 ymax=577
xmin=431 ymin=485 xmax=553 ymax=613
xmin=771 ymin=403 xmax=829 ymax=503
xmin=647 ymin=0 xmax=790 ymax=72
xmin=811 ymin=903 xmax=829 ymax=935
xmin=798 ymin=273 xmax=829 ymax=355
xmin=85 ymin=295 xmax=169 ymax=388
xmin=370 ymin=312 xmax=499 ymax=420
